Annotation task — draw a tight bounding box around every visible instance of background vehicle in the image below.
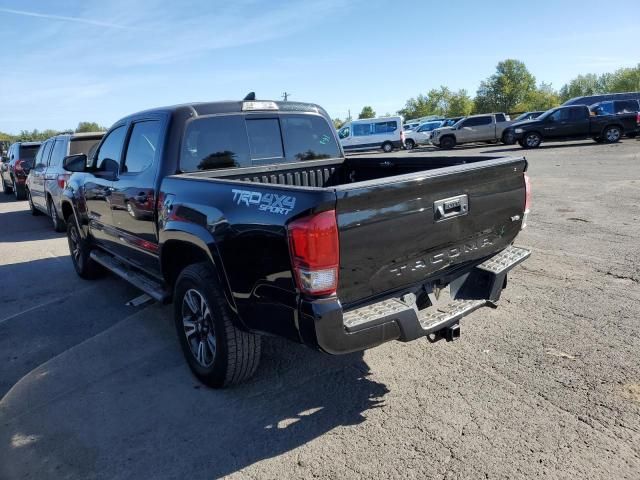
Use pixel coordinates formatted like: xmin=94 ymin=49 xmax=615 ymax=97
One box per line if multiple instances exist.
xmin=503 ymin=105 xmax=640 ymax=148
xmin=60 ymin=98 xmax=530 ymax=388
xmin=26 ymin=132 xmax=104 ymax=231
xmin=441 ymin=116 xmax=464 ymax=127
xmin=403 ymin=120 xmax=443 ymax=149
xmin=403 ymin=121 xmax=420 ymax=131
xmin=0 ymin=141 xmax=41 ymax=199
xmin=338 ymin=116 xmax=404 ymax=152
xmin=430 ymin=113 xmax=512 ymax=149
xmin=513 ymin=111 xmax=544 ymax=122
xmin=562 ymin=91 xmax=640 ymax=106
xmin=590 ymin=99 xmax=640 ymax=138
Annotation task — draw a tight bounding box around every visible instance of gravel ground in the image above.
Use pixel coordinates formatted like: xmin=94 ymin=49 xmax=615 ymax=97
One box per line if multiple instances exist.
xmin=1 ymin=139 xmax=639 ymax=479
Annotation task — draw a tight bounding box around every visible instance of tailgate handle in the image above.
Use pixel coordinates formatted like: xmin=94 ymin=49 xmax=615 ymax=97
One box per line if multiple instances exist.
xmin=434 ymin=194 xmax=468 ymax=221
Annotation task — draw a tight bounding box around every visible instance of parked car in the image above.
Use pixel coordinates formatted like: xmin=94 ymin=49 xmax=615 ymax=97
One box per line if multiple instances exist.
xmin=403 ymin=121 xmax=420 ymax=131
xmin=0 ymin=141 xmax=41 ymax=199
xmin=513 ymin=111 xmax=544 ymax=122
xmin=502 ymin=105 xmax=640 ymax=148
xmin=430 ymin=113 xmax=512 ymax=149
xmin=562 ymin=91 xmax=640 ymax=107
xmin=590 ymin=99 xmax=640 ymax=138
xmin=338 ymin=116 xmax=404 ymax=153
xmin=26 ymin=132 xmax=104 ymax=231
xmin=59 ymin=98 xmax=530 ymax=388
xmin=403 ymin=120 xmax=443 ymax=149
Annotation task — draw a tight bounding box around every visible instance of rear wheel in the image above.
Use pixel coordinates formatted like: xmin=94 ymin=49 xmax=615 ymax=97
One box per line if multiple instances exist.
xmin=14 ymin=181 xmax=26 ymax=200
xmin=404 ymin=139 xmax=415 ymax=150
xmin=523 ymin=132 xmax=542 ymax=149
xmin=381 ymin=142 xmax=394 ymax=153
xmin=602 ymin=125 xmax=621 ymax=143
xmin=174 ymin=262 xmax=261 ymax=388
xmin=28 ymin=189 xmax=40 ymax=216
xmin=67 ymin=221 xmax=102 ymax=279
xmin=439 ymin=136 xmax=456 ymax=149
xmin=48 ymin=197 xmax=65 ymax=232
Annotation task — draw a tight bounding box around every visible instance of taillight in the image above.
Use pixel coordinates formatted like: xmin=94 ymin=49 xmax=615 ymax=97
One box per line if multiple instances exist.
xmin=287 ymin=210 xmax=339 ymax=296
xmin=400 ymin=130 xmax=405 ymax=142
xmin=636 ymin=112 xmax=640 ymax=126
xmin=522 ymin=172 xmax=531 ymax=229
xmin=57 ymin=173 xmax=71 ymax=189
xmin=14 ymin=159 xmax=25 ymax=173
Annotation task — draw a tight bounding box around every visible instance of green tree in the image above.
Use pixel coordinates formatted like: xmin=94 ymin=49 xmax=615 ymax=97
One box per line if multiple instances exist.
xmin=474 ymin=59 xmax=536 ymax=113
xmin=558 ymin=73 xmax=604 ymax=101
xmin=447 ymin=89 xmax=474 ymax=116
xmin=521 ymin=82 xmax=561 ymax=111
xmin=606 ymin=64 xmax=640 ymax=93
xmin=358 ymin=106 xmax=376 ymax=119
xmin=332 ymin=118 xmax=344 ymax=129
xmin=75 ymin=121 xmax=106 ymax=133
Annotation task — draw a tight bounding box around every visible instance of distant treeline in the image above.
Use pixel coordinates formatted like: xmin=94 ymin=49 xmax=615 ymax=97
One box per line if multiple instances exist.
xmin=0 ymin=122 xmax=107 ymax=143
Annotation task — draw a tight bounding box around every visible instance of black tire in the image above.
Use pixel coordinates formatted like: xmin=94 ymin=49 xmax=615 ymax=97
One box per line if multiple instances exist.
xmin=518 ymin=139 xmax=526 ymax=147
xmin=48 ymin=197 xmax=65 ymax=232
xmin=593 ymin=136 xmax=604 ymax=143
xmin=27 ymin=189 xmax=41 ymax=216
xmin=381 ymin=142 xmax=394 ymax=153
xmin=602 ymin=125 xmax=622 ymax=144
xmin=439 ymin=136 xmax=456 ymax=149
xmin=404 ymin=139 xmax=415 ymax=150
xmin=1 ymin=176 xmax=12 ymax=194
xmin=67 ymin=220 xmax=102 ymax=279
xmin=522 ymin=132 xmax=542 ymax=149
xmin=502 ymin=132 xmax=516 ymax=145
xmin=14 ymin=181 xmax=26 ymax=200
xmin=174 ymin=262 xmax=261 ymax=388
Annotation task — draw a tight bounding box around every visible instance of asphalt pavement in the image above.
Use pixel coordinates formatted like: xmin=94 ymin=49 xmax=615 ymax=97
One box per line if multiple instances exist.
xmin=1 ymin=139 xmax=639 ymax=479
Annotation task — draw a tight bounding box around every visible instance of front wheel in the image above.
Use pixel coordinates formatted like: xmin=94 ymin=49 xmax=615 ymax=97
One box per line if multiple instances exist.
xmin=28 ymin=189 xmax=41 ymax=216
xmin=174 ymin=263 xmax=261 ymax=388
xmin=602 ymin=125 xmax=622 ymax=144
xmin=404 ymin=139 xmax=415 ymax=150
xmin=522 ymin=132 xmax=542 ymax=149
xmin=381 ymin=142 xmax=394 ymax=153
xmin=438 ymin=136 xmax=456 ymax=149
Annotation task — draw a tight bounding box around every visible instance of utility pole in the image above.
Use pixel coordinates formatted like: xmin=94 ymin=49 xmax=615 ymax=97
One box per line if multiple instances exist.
xmin=282 ymin=91 xmax=291 ymax=101
xmin=348 ymin=109 xmax=352 ymax=121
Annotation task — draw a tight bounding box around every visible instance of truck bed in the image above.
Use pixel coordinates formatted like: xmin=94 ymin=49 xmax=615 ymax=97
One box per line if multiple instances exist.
xmin=176 ymin=154 xmax=528 ymax=308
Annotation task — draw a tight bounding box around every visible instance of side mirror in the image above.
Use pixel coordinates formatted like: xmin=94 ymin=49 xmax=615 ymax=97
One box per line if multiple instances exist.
xmin=63 ymin=154 xmax=87 ymax=172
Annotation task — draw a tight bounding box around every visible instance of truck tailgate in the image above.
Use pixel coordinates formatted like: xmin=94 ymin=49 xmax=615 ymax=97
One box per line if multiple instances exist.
xmin=335 ymin=157 xmax=527 ymax=306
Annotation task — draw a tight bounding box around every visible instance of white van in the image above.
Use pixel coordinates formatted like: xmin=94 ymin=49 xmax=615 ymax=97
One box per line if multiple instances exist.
xmin=338 ymin=116 xmax=404 ymax=153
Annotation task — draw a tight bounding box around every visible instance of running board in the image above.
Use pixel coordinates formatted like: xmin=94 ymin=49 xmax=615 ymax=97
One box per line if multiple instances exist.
xmin=90 ymin=250 xmax=169 ymax=303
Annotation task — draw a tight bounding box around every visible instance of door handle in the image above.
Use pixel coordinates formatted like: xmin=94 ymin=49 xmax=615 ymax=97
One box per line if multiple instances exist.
xmin=434 ymin=194 xmax=468 ymax=221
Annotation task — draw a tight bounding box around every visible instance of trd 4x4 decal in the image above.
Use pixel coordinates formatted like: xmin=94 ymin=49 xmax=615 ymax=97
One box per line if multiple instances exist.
xmin=232 ymin=189 xmax=296 ymax=215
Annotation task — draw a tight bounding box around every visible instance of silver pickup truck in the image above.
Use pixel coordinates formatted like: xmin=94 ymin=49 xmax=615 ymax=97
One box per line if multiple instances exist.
xmin=431 ymin=113 xmax=512 ymax=149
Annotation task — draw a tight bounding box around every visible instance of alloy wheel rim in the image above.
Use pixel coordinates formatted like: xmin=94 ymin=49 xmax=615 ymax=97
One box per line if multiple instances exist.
xmin=69 ymin=225 xmax=81 ymax=263
xmin=607 ymin=128 xmax=620 ymax=141
xmin=526 ymin=134 xmax=539 ymax=147
xmin=181 ymin=288 xmax=216 ymax=367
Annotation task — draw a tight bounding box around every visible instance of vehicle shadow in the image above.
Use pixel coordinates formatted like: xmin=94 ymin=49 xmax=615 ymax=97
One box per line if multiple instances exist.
xmin=480 ymin=140 xmax=617 ymax=154
xmin=0 ymin=209 xmax=62 ymax=242
xmin=0 ymin=302 xmax=390 ymax=480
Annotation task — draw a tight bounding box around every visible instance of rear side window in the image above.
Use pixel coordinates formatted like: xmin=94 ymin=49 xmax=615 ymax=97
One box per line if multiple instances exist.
xmin=123 ymin=121 xmax=161 ymax=173
xmin=48 ymin=139 xmax=66 ymax=166
xmin=462 ymin=116 xmax=492 ymax=127
xmin=615 ymin=100 xmax=639 ymax=113
xmin=37 ymin=142 xmax=53 ymax=168
xmin=373 ymin=121 xmax=397 ymax=134
xmin=96 ymin=126 xmax=126 ymax=172
xmin=495 ymin=113 xmax=506 ymax=122
xmin=570 ymin=107 xmax=588 ymax=120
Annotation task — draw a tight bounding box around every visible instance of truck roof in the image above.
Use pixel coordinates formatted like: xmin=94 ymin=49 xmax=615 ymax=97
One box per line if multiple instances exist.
xmin=115 ymin=100 xmax=328 ymax=125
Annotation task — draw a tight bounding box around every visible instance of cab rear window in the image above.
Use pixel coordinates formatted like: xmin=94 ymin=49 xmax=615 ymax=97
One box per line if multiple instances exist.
xmin=20 ymin=146 xmax=39 ymax=161
xmin=180 ymin=114 xmax=340 ymax=172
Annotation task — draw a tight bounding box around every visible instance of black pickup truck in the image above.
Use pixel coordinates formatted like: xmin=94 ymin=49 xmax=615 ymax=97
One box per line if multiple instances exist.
xmin=503 ymin=104 xmax=640 ymax=148
xmin=59 ymin=98 xmax=531 ymax=387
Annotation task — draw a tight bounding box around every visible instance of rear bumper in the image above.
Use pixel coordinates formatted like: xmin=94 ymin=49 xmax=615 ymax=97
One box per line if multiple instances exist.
xmin=302 ymin=245 xmax=530 ymax=354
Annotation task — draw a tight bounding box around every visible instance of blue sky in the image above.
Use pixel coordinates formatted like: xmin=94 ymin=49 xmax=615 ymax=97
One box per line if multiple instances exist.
xmin=1 ymin=0 xmax=639 ymax=133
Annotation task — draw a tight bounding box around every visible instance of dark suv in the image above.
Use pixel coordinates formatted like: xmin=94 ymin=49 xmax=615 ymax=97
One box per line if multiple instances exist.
xmin=590 ymin=99 xmax=640 ymax=138
xmin=26 ymin=132 xmax=103 ymax=231
xmin=1 ymin=141 xmax=41 ymax=199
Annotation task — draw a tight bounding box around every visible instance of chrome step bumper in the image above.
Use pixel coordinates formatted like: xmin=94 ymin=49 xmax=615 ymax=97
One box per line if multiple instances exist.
xmin=340 ymin=245 xmax=531 ymax=342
